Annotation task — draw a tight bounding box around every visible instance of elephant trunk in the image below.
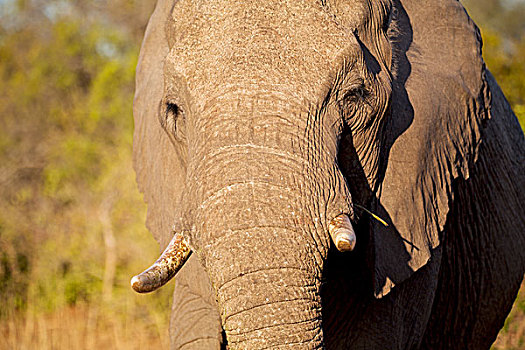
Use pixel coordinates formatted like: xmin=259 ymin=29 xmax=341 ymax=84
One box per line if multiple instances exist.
xmin=208 ymin=225 xmax=324 ymax=348
xmin=189 ymin=135 xmax=350 ymax=348
xmin=180 ymin=93 xmax=356 ymax=347
xmin=195 ymin=179 xmax=326 ymax=348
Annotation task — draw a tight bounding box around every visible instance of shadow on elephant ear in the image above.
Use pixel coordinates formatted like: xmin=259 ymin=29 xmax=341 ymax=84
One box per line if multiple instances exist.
xmin=337 ymin=127 xmax=416 ymax=290
xmin=334 ymin=0 xmax=416 ymax=297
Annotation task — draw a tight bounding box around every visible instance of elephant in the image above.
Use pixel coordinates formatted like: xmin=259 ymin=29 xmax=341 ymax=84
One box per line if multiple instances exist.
xmin=130 ymin=0 xmax=525 ymax=348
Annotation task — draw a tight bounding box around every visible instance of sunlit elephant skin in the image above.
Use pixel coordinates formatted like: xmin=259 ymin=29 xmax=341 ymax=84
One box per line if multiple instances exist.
xmin=131 ymin=0 xmax=525 ymax=349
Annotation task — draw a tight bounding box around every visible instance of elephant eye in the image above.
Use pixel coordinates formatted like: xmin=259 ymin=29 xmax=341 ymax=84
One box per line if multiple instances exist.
xmin=342 ymin=84 xmax=369 ymax=106
xmin=162 ymin=102 xmax=186 ymax=141
xmin=166 ymin=102 xmax=181 ymax=122
xmin=337 ymin=81 xmax=373 ymax=127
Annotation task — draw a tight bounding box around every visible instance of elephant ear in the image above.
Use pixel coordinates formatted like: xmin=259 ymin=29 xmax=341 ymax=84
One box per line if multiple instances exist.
xmin=133 ymin=0 xmax=186 ymax=248
xmin=371 ymin=0 xmax=489 ymax=297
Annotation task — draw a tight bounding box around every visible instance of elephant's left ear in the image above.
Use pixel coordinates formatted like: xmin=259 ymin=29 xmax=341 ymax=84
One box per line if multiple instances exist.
xmin=371 ymin=0 xmax=490 ymax=297
xmin=134 ymin=0 xmax=187 ymax=248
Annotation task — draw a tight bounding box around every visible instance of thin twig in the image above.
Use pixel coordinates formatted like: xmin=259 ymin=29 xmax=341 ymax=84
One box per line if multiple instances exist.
xmin=354 ymin=204 xmax=389 ymax=227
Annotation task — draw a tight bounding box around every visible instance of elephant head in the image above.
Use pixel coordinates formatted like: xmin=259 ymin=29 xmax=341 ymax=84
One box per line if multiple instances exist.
xmin=130 ymin=0 xmax=511 ymax=348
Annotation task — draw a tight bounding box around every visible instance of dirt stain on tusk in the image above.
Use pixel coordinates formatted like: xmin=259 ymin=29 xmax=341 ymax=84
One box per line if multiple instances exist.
xmin=131 ymin=233 xmax=192 ymax=293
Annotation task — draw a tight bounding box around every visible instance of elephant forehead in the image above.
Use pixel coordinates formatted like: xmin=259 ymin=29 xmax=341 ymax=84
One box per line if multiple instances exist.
xmin=166 ymin=0 xmax=356 ymax=107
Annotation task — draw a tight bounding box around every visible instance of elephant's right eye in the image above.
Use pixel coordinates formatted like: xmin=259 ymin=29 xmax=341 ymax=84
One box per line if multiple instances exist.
xmin=162 ymin=102 xmax=186 ymax=142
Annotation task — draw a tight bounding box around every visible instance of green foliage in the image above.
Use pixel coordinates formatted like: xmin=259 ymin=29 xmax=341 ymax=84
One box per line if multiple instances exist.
xmin=0 ymin=0 xmax=165 ymax=325
xmin=482 ymin=30 xmax=525 ymax=130
xmin=463 ymin=0 xmax=525 ymax=131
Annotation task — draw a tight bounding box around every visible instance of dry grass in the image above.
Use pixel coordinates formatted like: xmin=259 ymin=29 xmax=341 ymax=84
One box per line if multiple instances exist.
xmin=0 ymin=304 xmax=168 ymax=350
xmin=1 ymin=283 xmax=523 ymax=350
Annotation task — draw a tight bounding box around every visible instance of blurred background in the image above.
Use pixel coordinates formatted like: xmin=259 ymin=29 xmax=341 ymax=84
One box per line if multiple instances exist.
xmin=0 ymin=0 xmax=523 ymax=349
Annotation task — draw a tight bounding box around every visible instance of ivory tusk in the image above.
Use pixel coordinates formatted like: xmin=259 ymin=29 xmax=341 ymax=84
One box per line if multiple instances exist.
xmin=131 ymin=233 xmax=192 ymax=293
xmin=329 ymin=214 xmax=356 ymax=252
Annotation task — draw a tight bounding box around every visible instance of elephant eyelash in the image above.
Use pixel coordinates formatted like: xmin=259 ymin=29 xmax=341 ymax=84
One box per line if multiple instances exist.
xmin=381 ymin=4 xmax=396 ymax=33
xmin=382 ymin=12 xmax=391 ymax=33
xmin=166 ymin=102 xmax=181 ymax=119
xmin=161 ymin=102 xmax=186 ymax=141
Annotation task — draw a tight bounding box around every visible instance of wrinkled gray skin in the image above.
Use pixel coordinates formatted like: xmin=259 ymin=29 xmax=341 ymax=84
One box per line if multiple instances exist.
xmin=133 ymin=0 xmax=525 ymax=348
